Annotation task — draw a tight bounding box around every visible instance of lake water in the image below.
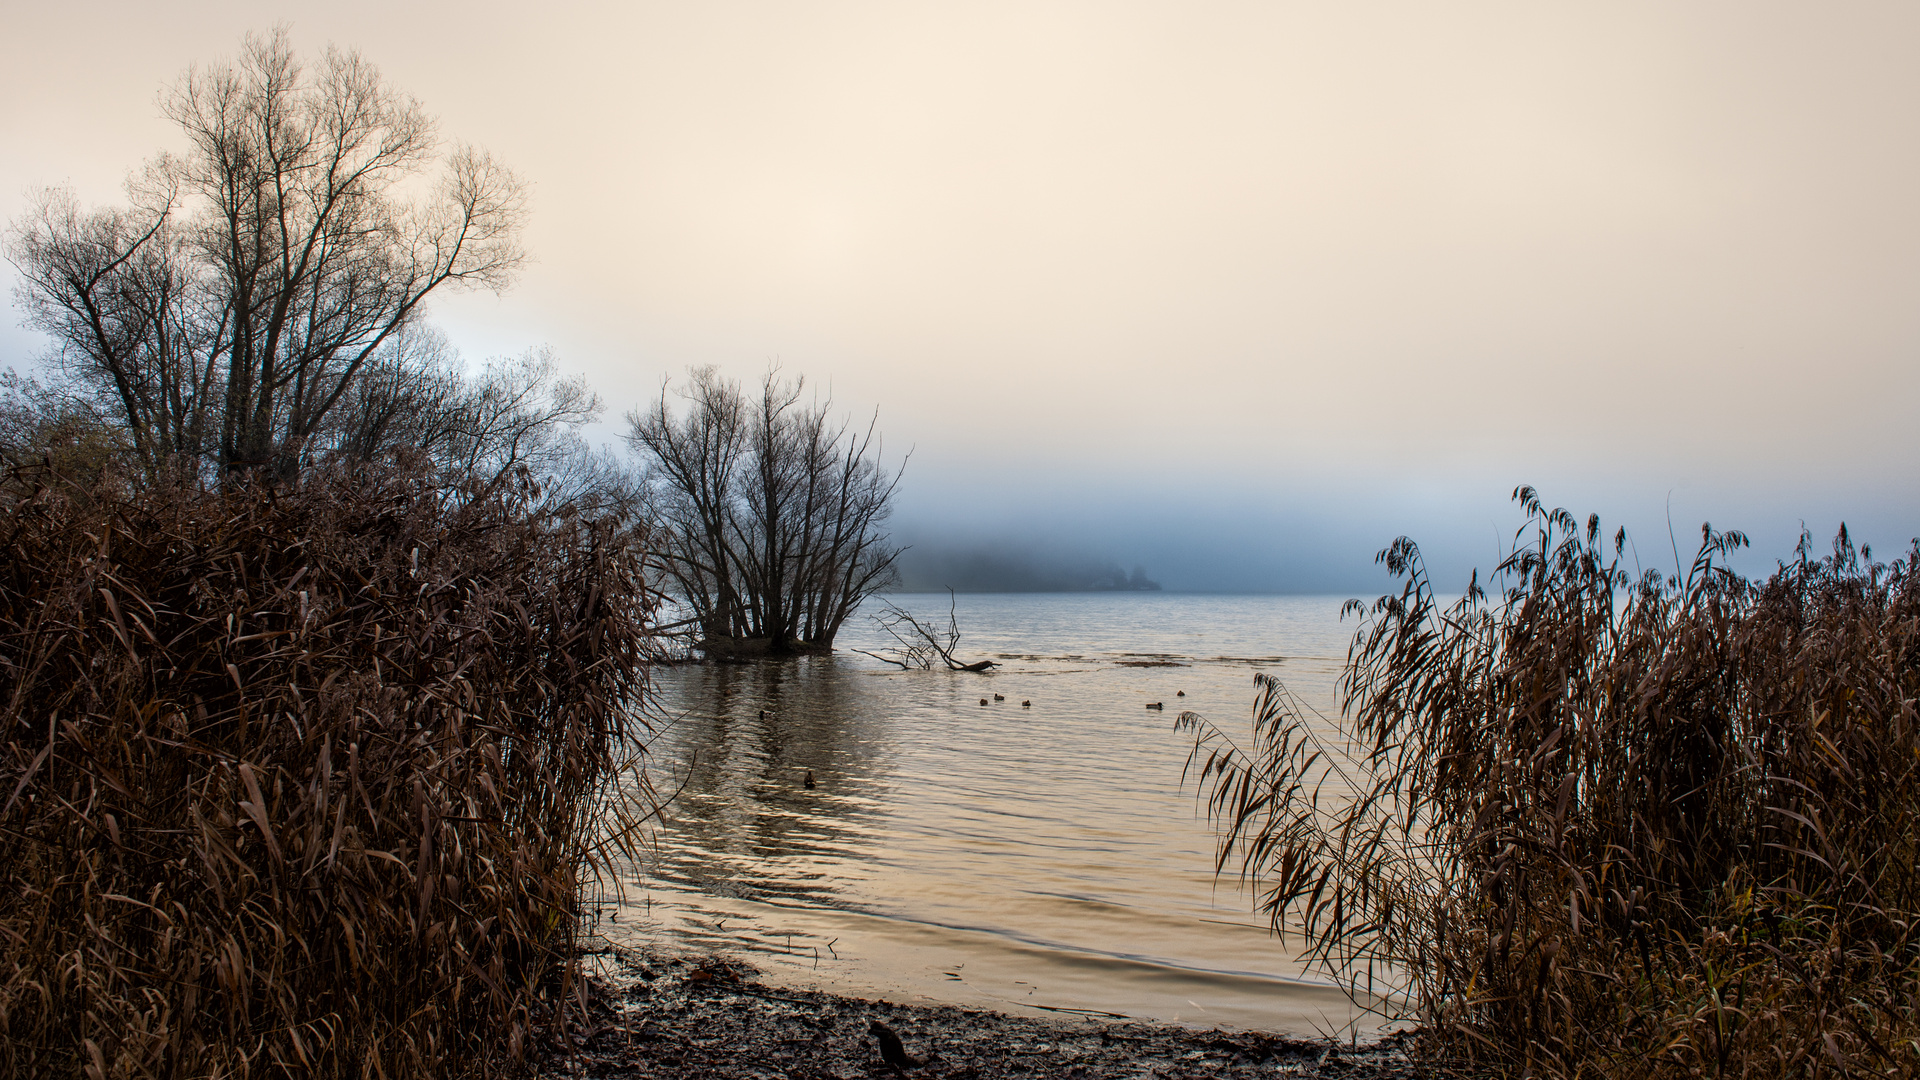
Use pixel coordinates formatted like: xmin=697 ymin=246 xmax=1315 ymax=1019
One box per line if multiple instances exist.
xmin=606 ymin=593 xmax=1380 ymax=1035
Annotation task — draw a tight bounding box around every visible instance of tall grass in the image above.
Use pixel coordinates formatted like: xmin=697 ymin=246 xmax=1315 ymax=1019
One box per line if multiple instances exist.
xmin=0 ymin=461 xmax=657 ymax=1077
xmin=1181 ymin=487 xmax=1920 ymax=1078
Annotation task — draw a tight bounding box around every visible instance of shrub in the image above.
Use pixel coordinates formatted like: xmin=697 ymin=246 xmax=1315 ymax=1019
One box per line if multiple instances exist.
xmin=1182 ymin=487 xmax=1920 ymax=1079
xmin=0 ymin=462 xmax=656 ymax=1077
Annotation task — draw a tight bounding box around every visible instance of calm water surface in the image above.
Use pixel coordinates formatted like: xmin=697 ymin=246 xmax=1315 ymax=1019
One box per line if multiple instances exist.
xmin=609 ymin=593 xmax=1375 ymax=1034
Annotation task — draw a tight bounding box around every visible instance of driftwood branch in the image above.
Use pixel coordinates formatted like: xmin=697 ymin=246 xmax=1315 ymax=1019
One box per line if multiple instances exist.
xmin=852 ymin=648 xmax=914 ymax=670
xmin=860 ymin=588 xmax=997 ymax=672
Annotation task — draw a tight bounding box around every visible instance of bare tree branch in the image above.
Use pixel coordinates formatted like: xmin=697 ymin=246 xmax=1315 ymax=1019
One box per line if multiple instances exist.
xmin=860 ymin=589 xmax=997 ymax=672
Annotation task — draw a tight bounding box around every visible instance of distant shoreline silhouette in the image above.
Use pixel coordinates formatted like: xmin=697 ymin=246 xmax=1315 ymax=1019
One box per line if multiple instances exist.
xmin=895 ymin=544 xmax=1161 ymax=592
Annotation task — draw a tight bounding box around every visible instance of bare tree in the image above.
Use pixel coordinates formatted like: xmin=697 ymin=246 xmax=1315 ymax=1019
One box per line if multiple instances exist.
xmin=626 ymin=367 xmax=750 ymax=643
xmin=7 ymin=29 xmax=525 ymax=481
xmin=326 ymin=320 xmax=465 ymax=462
xmin=439 ymin=348 xmax=601 ymax=484
xmin=0 ymin=371 xmax=128 ymax=499
xmin=325 ymin=324 xmax=604 ymax=472
xmin=626 ymin=367 xmax=904 ymax=654
xmin=7 ymin=188 xmax=213 ymax=476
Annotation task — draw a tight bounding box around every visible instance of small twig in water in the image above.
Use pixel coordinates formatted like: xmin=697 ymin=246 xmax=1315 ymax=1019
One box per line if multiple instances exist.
xmin=1017 ymin=1002 xmax=1131 ymax=1018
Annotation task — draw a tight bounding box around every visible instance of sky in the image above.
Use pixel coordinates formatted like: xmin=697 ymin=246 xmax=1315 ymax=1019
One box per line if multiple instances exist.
xmin=4 ymin=2 xmax=1916 ymax=592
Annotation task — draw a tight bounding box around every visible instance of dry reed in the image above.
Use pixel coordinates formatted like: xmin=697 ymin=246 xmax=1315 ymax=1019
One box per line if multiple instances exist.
xmin=1181 ymin=487 xmax=1920 ymax=1079
xmin=0 ymin=460 xmax=657 ymax=1077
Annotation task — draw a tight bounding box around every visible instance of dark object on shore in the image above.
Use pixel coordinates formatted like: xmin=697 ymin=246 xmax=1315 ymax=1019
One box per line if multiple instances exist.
xmin=1022 ymin=699 xmax=1031 ymax=707
xmin=1145 ymin=701 xmax=1164 ymax=710
xmin=804 ymin=770 xmax=817 ymax=790
xmin=869 ymin=1018 xmax=923 ymax=1070
xmin=759 ymin=708 xmax=768 ymax=719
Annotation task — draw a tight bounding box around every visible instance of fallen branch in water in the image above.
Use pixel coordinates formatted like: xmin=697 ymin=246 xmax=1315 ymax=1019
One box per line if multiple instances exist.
xmin=856 ymin=588 xmax=998 ymax=672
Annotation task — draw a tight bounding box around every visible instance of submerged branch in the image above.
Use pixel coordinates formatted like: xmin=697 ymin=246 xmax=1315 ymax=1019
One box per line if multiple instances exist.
xmin=862 ymin=588 xmax=997 ymax=672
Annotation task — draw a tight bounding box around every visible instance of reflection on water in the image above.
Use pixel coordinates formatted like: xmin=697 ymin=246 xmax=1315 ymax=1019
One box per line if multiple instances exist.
xmin=645 ymin=660 xmax=894 ymax=907
xmin=609 ymin=594 xmax=1379 ymax=1034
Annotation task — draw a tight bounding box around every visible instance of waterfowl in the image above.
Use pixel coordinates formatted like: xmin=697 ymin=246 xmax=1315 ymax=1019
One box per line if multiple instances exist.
xmin=803 ymin=770 xmax=816 ymax=790
xmin=1176 ymin=690 xmax=1185 ymax=697
xmin=1021 ymin=700 xmax=1031 ymax=708
xmin=1145 ymin=702 xmax=1164 ymax=710
xmin=993 ymin=693 xmax=1005 ymax=701
xmin=979 ymin=698 xmax=989 ymax=706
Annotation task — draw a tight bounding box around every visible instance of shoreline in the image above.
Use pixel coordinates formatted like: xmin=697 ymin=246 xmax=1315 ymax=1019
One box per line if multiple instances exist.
xmin=537 ymin=949 xmax=1427 ymax=1079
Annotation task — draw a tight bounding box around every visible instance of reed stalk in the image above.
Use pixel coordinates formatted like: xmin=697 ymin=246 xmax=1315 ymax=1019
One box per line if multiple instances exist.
xmin=0 ymin=460 xmax=659 ymax=1077
xmin=1182 ymin=487 xmax=1920 ymax=1079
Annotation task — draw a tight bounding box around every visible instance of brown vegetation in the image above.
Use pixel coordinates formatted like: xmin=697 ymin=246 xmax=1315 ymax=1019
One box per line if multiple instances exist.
xmin=1182 ymin=487 xmax=1920 ymax=1079
xmin=0 ymin=461 xmax=656 ymax=1077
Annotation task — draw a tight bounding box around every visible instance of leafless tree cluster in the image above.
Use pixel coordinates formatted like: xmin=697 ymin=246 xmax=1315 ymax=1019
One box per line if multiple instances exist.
xmin=5 ymin=30 xmax=552 ymax=484
xmin=626 ymin=367 xmax=904 ymax=653
xmin=323 ymin=324 xmax=614 ymax=494
xmin=0 ymin=370 xmax=118 ymax=468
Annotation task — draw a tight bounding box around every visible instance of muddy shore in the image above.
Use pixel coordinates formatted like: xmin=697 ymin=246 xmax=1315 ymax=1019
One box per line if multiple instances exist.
xmin=535 ymin=951 xmax=1430 ymax=1080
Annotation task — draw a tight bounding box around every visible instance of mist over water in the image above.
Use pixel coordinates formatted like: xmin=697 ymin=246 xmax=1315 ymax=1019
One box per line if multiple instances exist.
xmin=612 ymin=594 xmax=1384 ymax=1033
xmin=889 ymin=474 xmax=1920 ymax=598
xmin=7 ymin=5 xmax=1919 ymax=597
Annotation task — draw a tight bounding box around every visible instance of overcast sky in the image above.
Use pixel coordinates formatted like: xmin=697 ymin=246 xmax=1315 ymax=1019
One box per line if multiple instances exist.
xmin=5 ymin=2 xmax=1916 ymax=590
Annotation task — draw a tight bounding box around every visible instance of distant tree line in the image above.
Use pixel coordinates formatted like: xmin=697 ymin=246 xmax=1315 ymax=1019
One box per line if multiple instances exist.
xmin=894 ymin=544 xmax=1160 ymax=592
xmin=626 ymin=367 xmax=904 ymax=653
